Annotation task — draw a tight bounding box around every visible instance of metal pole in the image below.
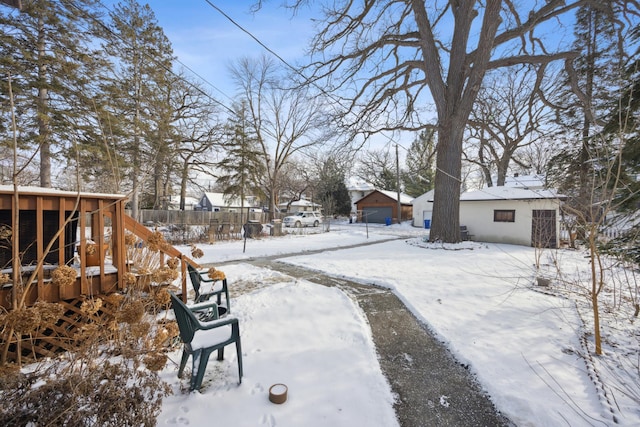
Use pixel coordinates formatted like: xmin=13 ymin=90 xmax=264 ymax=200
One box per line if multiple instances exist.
xmin=396 ymin=144 xmax=401 ymax=224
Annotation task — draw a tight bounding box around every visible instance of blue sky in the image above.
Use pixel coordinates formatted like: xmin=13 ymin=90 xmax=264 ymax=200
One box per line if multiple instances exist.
xmin=128 ymin=1 xmax=317 ymax=103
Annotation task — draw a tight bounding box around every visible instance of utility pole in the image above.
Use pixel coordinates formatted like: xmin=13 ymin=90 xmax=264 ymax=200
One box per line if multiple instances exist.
xmin=396 ymin=144 xmax=401 ymax=224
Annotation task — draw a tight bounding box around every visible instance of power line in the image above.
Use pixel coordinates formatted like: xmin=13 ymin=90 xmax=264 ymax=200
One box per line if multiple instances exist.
xmin=88 ymin=0 xmax=237 ymax=116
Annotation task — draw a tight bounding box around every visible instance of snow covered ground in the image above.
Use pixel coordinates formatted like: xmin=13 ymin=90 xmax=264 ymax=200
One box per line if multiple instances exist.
xmin=157 ymin=221 xmax=640 ymax=427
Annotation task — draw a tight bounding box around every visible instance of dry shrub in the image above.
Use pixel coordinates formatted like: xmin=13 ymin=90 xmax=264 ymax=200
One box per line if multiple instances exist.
xmin=117 ymin=300 xmax=145 ymax=324
xmin=124 ymin=272 xmax=137 ymax=286
xmin=130 ymin=321 xmax=151 ymax=339
xmin=124 ymin=232 xmax=138 ymax=247
xmin=207 ymin=267 xmax=226 ymax=280
xmin=166 ymin=257 xmax=179 ymax=270
xmin=191 ymin=245 xmax=204 ymax=259
xmin=0 ymin=264 xmax=176 ymax=425
xmin=164 ymin=321 xmax=180 ymax=341
xmin=50 ymin=265 xmax=76 ymax=287
xmin=103 ymin=292 xmax=124 ymax=307
xmin=153 ymin=288 xmax=171 ymax=307
xmin=80 ymin=298 xmax=103 ymax=316
xmin=146 ymin=230 xmax=169 ymax=252
xmin=5 ymin=308 xmax=40 ymax=334
xmin=0 ymin=273 xmax=9 ymax=285
xmin=0 ymin=360 xmax=170 ymax=426
xmin=85 ymin=243 xmax=97 ymax=255
xmin=143 ymin=352 xmax=168 ymax=372
xmin=0 ymin=225 xmax=12 ymax=240
xmin=32 ymin=301 xmax=63 ymax=326
xmin=151 ymin=267 xmax=179 ymax=284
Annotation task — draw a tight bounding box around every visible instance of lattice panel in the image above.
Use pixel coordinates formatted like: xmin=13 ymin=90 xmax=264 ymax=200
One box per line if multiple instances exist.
xmin=1 ymin=295 xmax=119 ymax=364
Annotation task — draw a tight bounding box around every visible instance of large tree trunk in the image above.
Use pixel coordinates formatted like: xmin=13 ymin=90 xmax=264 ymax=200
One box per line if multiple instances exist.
xmin=37 ymin=15 xmax=51 ymax=188
xmin=430 ymin=119 xmax=464 ymax=242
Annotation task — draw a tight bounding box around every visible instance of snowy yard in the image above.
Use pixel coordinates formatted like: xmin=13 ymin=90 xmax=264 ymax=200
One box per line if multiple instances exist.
xmin=158 ymin=222 xmax=639 ymax=427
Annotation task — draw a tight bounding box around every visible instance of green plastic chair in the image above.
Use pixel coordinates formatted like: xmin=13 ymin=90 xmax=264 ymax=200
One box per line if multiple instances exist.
xmin=169 ymin=292 xmax=243 ymax=391
xmin=187 ymin=264 xmax=231 ymax=312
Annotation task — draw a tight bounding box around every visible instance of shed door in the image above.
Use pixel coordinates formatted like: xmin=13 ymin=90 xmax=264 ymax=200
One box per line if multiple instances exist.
xmin=531 ymin=210 xmax=557 ymax=249
xmin=362 ymin=207 xmax=392 ymax=223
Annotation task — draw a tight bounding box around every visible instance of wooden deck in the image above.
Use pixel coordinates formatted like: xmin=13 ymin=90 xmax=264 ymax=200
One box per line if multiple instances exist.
xmin=0 ymin=186 xmax=197 ymax=363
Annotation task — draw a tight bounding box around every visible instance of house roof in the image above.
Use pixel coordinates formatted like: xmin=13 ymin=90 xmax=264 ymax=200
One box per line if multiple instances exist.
xmin=347 ymin=177 xmax=375 ymax=192
xmin=278 ymin=199 xmax=321 ymax=208
xmin=355 ymin=189 xmax=414 ymax=205
xmin=200 ymin=192 xmax=241 ymax=207
xmin=503 ymin=174 xmax=546 ymax=189
xmin=460 ymin=186 xmax=566 ymax=202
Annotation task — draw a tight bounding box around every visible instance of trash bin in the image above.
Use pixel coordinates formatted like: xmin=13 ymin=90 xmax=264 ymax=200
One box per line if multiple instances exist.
xmin=270 ymin=219 xmax=282 ymax=236
xmin=243 ymin=221 xmax=263 ymax=238
xmin=385 ymin=217 xmax=392 ymax=226
xmin=424 ymin=219 xmax=431 ymax=229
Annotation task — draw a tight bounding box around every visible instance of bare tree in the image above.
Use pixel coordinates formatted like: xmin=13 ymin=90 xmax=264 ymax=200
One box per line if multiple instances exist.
xmin=277 ymin=160 xmax=314 ymax=209
xmin=172 ymin=74 xmax=221 ymax=211
xmin=465 ymin=66 xmax=554 ymax=186
xmin=229 ymin=55 xmax=328 ymax=218
xmin=356 ymin=149 xmax=398 ymax=191
xmin=286 ymin=0 xmax=607 ymax=242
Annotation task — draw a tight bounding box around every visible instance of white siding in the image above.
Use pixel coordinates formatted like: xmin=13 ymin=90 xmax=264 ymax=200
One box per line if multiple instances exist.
xmin=460 ymin=198 xmax=561 ymax=246
xmin=411 ymin=190 xmax=434 ymax=227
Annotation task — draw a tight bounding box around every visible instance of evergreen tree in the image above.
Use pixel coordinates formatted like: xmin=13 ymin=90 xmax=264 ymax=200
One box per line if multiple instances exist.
xmin=0 ymin=0 xmax=106 ymax=188
xmin=605 ymin=26 xmax=640 ymax=213
xmin=215 ymin=101 xmax=266 ymax=212
xmin=317 ymin=157 xmax=351 ymax=216
xmin=599 ymin=27 xmax=640 ymax=266
xmin=101 ymin=0 xmax=175 ymax=217
xmin=403 ymin=129 xmax=435 ymax=197
xmin=547 ymin=4 xmax=623 ymax=221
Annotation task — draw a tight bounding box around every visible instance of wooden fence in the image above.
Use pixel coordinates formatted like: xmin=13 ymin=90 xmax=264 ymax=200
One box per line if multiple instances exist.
xmin=131 ymin=209 xmax=275 ymax=226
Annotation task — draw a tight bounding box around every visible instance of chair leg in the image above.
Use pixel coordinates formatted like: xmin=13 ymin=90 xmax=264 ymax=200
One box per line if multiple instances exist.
xmin=217 ymin=347 xmax=224 ymax=361
xmin=191 ymin=350 xmax=211 ymax=391
xmin=178 ymin=350 xmax=189 ymax=378
xmin=236 ymin=338 xmax=243 ymax=384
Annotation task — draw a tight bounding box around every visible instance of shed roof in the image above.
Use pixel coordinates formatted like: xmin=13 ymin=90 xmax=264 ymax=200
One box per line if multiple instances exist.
xmin=460 ymin=186 xmax=565 ymax=201
xmin=355 ymin=189 xmax=414 ymax=205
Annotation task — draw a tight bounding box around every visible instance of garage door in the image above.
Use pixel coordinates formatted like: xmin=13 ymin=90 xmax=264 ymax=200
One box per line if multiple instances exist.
xmin=362 ymin=207 xmax=392 ymax=223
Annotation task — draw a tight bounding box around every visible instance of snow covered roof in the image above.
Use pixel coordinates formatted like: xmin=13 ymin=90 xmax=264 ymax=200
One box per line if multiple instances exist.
xmin=347 ymin=177 xmax=375 ymax=192
xmin=278 ymin=199 xmax=321 ymax=208
xmin=0 ymin=184 xmax=125 ymax=199
xmin=355 ymin=189 xmax=413 ymax=204
xmin=460 ymin=186 xmax=565 ymax=201
xmin=378 ymin=189 xmax=414 ymax=204
xmin=502 ymin=174 xmax=546 ymax=189
xmin=411 ymin=189 xmax=434 ymax=203
xmin=200 ymin=192 xmax=241 ymax=207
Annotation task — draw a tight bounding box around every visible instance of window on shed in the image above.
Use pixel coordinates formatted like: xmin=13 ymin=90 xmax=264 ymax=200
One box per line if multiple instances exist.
xmin=494 ymin=209 xmax=515 ymax=222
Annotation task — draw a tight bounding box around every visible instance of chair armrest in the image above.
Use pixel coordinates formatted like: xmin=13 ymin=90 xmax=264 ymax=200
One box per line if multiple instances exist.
xmin=198 ymin=315 xmax=239 ymax=330
xmin=188 ymin=300 xmax=219 ymax=312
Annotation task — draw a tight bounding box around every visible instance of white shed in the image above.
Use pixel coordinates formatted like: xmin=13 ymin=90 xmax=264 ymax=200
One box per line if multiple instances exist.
xmin=411 ymin=189 xmax=434 ymax=228
xmin=459 ymin=186 xmax=565 ymax=248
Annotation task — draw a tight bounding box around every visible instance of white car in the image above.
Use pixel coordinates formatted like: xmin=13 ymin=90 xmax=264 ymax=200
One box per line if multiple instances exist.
xmin=282 ymin=212 xmax=322 ymax=228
